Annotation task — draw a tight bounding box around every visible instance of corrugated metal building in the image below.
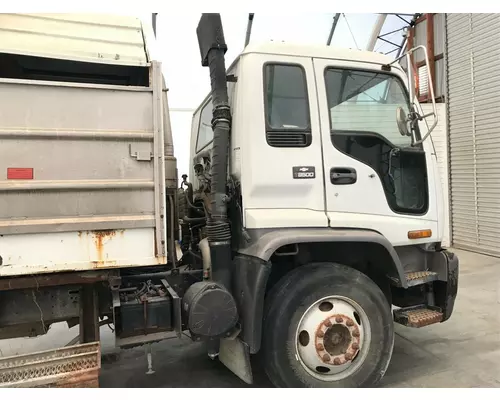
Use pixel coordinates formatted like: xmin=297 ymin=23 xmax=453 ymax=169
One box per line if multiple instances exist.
xmin=407 ymin=13 xmax=500 ymax=257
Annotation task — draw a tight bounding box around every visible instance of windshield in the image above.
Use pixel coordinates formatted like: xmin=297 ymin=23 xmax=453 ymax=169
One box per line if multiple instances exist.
xmin=325 ymin=68 xmax=420 ymax=148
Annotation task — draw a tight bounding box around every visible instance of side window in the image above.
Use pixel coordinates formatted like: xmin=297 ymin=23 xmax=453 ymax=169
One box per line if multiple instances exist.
xmin=196 ymin=101 xmax=213 ymax=152
xmin=264 ymin=63 xmax=311 ymax=147
xmin=195 ymin=80 xmax=237 ymax=153
xmin=325 ymin=68 xmax=413 ymax=148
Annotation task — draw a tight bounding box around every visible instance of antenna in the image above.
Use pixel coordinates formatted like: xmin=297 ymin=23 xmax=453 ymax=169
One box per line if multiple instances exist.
xmin=326 ymin=13 xmax=341 ymax=46
xmin=152 ymin=13 xmax=158 ymax=38
xmin=244 ymin=13 xmax=255 ymax=47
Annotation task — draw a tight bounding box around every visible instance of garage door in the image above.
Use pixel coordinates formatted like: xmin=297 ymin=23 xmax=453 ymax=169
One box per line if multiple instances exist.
xmin=446 ymin=14 xmax=500 ymax=256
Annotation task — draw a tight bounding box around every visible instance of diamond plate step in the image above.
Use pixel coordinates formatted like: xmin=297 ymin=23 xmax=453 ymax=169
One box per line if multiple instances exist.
xmin=391 ymin=271 xmax=438 ymax=287
xmin=0 ymin=342 xmax=100 ymax=388
xmin=393 ymin=305 xmax=443 ymax=328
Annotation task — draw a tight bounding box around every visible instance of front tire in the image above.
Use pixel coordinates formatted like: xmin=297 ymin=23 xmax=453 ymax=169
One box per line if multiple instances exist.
xmin=261 ymin=262 xmax=394 ymax=388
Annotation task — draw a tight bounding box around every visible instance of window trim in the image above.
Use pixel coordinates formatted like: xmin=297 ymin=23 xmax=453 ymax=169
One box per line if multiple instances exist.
xmin=195 ymin=97 xmax=214 ymax=153
xmin=262 ymin=61 xmax=312 ymax=148
xmin=322 ymin=66 xmax=418 ymax=142
xmin=323 ymin=65 xmax=429 ymax=217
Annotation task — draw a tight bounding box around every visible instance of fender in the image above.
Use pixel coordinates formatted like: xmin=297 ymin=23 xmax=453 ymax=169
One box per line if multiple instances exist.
xmin=233 ymin=227 xmax=406 ymax=354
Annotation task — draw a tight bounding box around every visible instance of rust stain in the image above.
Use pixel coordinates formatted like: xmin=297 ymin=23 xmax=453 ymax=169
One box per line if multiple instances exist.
xmin=47 ymin=370 xmax=100 ymax=388
xmin=91 ymin=260 xmax=117 ymax=269
xmin=0 ymin=271 xmax=117 ymax=291
xmin=91 ymin=230 xmax=117 ymax=267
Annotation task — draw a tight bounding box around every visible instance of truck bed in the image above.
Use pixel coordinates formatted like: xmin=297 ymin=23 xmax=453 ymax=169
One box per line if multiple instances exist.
xmin=0 ymin=62 xmax=168 ymax=277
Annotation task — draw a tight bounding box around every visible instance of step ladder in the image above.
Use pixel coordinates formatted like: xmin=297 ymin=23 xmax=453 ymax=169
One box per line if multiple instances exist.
xmin=391 ymin=271 xmax=444 ymax=328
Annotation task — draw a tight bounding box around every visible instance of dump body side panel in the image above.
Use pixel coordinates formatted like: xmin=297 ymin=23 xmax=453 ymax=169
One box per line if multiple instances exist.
xmin=0 ymin=65 xmax=167 ymax=277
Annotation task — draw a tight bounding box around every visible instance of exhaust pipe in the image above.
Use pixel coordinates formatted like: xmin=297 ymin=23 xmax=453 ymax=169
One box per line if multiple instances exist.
xmin=196 ymin=13 xmax=232 ymax=291
xmin=181 ymin=14 xmax=238 ymax=346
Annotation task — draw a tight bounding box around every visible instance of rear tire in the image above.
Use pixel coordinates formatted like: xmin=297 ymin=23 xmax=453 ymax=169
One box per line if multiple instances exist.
xmin=261 ymin=262 xmax=394 ymax=388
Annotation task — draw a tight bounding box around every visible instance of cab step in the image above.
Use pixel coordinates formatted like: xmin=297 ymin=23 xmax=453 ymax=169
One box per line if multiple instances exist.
xmin=393 ymin=305 xmax=443 ymax=328
xmin=391 ymin=271 xmax=438 ymax=287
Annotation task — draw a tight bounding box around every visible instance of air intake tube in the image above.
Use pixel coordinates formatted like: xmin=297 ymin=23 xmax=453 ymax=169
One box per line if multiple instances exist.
xmin=196 ymin=14 xmax=232 ymax=290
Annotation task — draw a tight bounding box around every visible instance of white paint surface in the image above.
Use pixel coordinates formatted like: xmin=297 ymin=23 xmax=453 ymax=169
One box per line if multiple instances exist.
xmin=0 ymin=228 xmax=161 ymax=276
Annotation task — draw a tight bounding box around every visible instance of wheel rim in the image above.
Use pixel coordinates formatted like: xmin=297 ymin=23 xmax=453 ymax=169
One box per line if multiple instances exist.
xmin=295 ymin=295 xmax=371 ymax=381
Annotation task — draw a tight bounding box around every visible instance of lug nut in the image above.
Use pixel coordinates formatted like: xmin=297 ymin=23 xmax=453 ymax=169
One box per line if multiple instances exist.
xmin=335 ymin=316 xmax=343 ymax=323
xmin=345 ymin=353 xmax=353 ymax=361
xmin=316 ymin=343 xmax=325 ymax=351
xmin=322 ymin=354 xmax=331 ymax=362
xmin=333 ymin=357 xmax=341 ymax=365
xmin=352 ymin=342 xmax=359 ymax=350
xmin=352 ymin=329 xmax=360 ymax=337
xmin=346 ymin=320 xmax=354 ymax=327
xmin=324 ymin=319 xmax=332 ymax=327
xmin=317 ymin=331 xmax=325 ymax=338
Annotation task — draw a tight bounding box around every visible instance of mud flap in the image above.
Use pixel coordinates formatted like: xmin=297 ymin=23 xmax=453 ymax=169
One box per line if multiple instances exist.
xmin=219 ymin=337 xmax=253 ymax=385
xmin=431 ymin=250 xmax=459 ymax=321
xmin=0 ymin=342 xmax=100 ymax=388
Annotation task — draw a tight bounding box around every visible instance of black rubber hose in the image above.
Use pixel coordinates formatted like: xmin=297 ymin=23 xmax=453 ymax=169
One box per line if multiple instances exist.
xmin=205 ymin=48 xmax=232 ymax=290
xmin=196 ymin=14 xmax=233 ymax=291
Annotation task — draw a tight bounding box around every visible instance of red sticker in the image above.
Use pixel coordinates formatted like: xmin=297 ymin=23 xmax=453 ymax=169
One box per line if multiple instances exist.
xmin=7 ymin=168 xmax=34 ymax=180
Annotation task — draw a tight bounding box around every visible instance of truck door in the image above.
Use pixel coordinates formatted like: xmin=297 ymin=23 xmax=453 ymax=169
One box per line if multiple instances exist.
xmin=313 ymin=58 xmax=439 ymax=246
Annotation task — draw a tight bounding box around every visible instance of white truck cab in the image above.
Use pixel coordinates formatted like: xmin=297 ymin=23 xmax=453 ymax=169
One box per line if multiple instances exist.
xmin=191 ymin=42 xmax=443 ymax=246
xmin=186 ymin=38 xmax=458 ymax=387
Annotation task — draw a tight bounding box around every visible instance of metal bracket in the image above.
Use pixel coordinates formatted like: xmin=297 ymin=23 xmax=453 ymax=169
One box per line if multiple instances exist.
xmin=161 ymin=279 xmax=182 ymax=338
xmin=129 ymin=143 xmax=153 ymax=161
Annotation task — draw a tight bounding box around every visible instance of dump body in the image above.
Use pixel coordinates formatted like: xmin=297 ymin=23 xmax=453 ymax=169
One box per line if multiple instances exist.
xmin=0 ymin=15 xmax=169 ymax=277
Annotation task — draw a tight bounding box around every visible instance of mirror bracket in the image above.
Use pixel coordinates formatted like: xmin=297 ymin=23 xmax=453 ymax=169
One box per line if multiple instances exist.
xmin=389 ymin=45 xmax=439 ymax=146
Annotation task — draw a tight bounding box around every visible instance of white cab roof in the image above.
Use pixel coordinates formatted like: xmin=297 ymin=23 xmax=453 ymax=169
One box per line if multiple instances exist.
xmin=241 ymin=41 xmax=398 ymax=66
xmin=0 ymin=13 xmax=149 ymax=66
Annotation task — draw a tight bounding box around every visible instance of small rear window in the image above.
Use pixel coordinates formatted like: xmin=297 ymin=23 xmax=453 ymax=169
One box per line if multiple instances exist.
xmin=264 ymin=64 xmax=310 ymax=131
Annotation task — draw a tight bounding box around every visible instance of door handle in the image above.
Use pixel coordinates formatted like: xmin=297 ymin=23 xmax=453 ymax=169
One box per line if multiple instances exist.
xmin=330 ymin=167 xmax=357 ymax=185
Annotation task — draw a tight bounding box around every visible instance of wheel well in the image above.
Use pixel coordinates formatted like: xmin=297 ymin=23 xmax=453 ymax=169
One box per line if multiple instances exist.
xmin=265 ymin=241 xmax=396 ymax=306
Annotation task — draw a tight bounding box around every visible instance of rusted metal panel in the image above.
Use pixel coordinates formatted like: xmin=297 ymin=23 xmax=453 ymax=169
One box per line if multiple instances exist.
xmin=0 ymin=342 xmax=101 ymax=388
xmin=426 ymin=14 xmax=436 ymax=100
xmin=407 ymin=13 xmax=445 ymax=100
xmin=0 ymin=271 xmax=114 ymax=291
xmin=79 ymin=285 xmax=100 ymax=344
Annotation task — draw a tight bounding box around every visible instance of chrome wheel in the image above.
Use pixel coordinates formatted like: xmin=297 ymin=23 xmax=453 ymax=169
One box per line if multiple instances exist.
xmin=295 ymin=295 xmax=371 ymax=381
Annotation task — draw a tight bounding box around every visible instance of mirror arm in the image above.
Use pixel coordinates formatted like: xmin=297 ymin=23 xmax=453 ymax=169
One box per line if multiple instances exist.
xmin=398 ymin=45 xmax=439 ymax=147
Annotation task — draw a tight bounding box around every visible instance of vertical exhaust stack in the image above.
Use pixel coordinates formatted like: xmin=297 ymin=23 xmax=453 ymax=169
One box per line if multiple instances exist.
xmin=196 ymin=14 xmax=232 ymax=290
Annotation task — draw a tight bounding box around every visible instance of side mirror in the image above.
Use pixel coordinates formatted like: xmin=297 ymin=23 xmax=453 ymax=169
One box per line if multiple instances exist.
xmin=396 ymin=107 xmax=410 ymax=137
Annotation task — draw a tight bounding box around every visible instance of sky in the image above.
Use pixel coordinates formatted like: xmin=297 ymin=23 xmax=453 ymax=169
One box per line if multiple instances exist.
xmin=139 ymin=13 xmax=408 ymax=179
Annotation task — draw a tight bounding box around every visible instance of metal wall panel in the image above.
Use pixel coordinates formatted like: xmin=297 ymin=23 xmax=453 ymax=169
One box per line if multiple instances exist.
xmin=446 ymin=13 xmax=500 ymax=256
